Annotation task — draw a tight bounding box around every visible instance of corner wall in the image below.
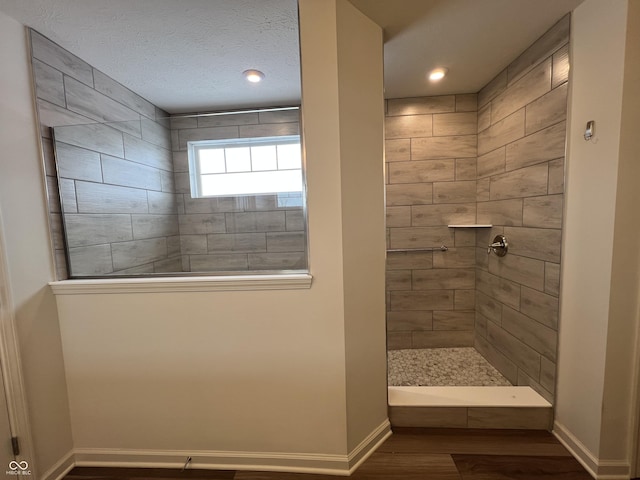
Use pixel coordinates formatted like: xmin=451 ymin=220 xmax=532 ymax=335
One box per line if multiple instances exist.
xmin=0 ymin=12 xmax=74 ymax=479
xmin=50 ymin=0 xmax=388 ymax=472
xmin=555 ymin=0 xmax=640 ymax=477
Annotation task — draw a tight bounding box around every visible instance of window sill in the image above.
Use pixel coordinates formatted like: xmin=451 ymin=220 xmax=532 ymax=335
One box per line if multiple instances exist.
xmin=49 ymin=273 xmax=313 ymax=295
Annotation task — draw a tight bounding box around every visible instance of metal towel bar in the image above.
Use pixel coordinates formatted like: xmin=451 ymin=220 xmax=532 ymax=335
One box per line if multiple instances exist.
xmin=387 ymin=245 xmax=448 ymax=253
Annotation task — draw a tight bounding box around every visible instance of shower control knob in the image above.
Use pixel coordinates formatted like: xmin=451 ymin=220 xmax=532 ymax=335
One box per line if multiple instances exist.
xmin=487 ymin=235 xmax=508 ymax=257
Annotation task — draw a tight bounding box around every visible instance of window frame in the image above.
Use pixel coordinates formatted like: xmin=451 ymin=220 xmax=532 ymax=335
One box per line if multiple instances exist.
xmin=187 ymin=135 xmax=303 ymax=199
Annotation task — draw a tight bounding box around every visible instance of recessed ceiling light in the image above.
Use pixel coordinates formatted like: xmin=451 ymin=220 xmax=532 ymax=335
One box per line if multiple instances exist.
xmin=243 ymin=69 xmax=265 ymax=83
xmin=428 ymin=67 xmax=448 ymax=82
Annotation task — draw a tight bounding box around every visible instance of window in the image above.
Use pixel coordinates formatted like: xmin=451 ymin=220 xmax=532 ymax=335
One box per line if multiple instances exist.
xmin=188 ymin=135 xmax=303 ymax=198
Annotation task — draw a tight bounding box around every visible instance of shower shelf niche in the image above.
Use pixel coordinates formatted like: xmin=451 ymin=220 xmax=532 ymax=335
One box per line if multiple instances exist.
xmin=447 ymin=224 xmax=493 ymax=228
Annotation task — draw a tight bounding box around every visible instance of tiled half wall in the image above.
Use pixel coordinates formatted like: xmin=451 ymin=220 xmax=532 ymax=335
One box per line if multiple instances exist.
xmin=385 ymin=15 xmax=569 ymax=403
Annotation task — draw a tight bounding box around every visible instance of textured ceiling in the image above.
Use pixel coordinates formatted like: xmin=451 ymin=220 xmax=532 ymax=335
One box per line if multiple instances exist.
xmin=0 ymin=0 xmax=583 ymax=113
xmin=0 ymin=0 xmax=301 ymax=113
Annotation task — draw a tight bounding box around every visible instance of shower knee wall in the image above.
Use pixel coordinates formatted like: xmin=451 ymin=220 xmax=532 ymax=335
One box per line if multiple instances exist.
xmin=385 ymin=14 xmax=569 ymax=404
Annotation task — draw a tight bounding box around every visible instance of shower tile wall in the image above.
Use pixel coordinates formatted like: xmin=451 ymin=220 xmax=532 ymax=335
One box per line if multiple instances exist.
xmin=474 ymin=15 xmax=569 ymax=402
xmin=169 ymin=111 xmax=307 ymax=272
xmin=30 ymin=30 xmax=177 ymax=278
xmin=385 ymin=94 xmax=478 ymax=350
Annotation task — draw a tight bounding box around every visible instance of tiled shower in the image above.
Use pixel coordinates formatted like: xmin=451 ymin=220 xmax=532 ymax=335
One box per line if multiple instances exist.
xmin=385 ymin=15 xmax=568 ymax=403
xmin=32 ymin=11 xmax=568 ymax=404
xmin=31 ymin=29 xmax=306 ymax=278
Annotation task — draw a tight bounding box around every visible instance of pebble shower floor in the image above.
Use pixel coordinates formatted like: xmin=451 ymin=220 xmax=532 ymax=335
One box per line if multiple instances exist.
xmin=387 ymin=347 xmax=512 ymax=386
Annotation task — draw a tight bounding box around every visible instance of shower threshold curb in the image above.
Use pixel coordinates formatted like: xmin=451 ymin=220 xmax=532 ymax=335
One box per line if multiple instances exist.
xmin=388 ymin=386 xmax=551 ymax=408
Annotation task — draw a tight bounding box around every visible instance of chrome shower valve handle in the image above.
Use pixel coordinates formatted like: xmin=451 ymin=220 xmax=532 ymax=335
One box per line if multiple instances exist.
xmin=487 ymin=234 xmax=508 ymax=257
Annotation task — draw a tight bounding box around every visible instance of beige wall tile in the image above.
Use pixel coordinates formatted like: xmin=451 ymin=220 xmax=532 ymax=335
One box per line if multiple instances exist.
xmin=386 ymin=182 xmax=434 ymax=205
xmin=433 ymin=181 xmax=477 ymax=204
xmin=521 ymin=286 xmax=559 ymax=329
xmin=475 ymin=312 xmax=488 ymax=338
xmin=476 ymin=291 xmax=502 ymax=324
xmin=456 ymin=158 xmax=477 ymax=180
xmin=507 ymin=14 xmax=570 ymax=85
xmin=32 ymin=58 xmax=65 ymax=107
xmin=548 ymin=157 xmax=565 ymax=194
xmin=477 ymin=147 xmax=506 ymax=178
xmin=390 ymin=290 xmax=454 ymax=311
xmin=488 ymin=253 xmax=545 ymax=291
xmin=112 ymin=237 xmax=168 ymax=270
xmin=387 ymin=96 xmax=456 ymax=116
xmin=433 ymin=247 xmax=475 ymax=268
xmin=516 ymin=370 xmax=553 ymax=404
xmin=178 ymin=213 xmax=226 ymax=234
xmin=412 ymin=203 xmax=476 ymax=226
xmin=68 ymin=244 xmax=113 ymax=276
xmin=456 ymin=94 xmax=478 ymax=112
xmin=478 ymin=109 xmax=525 ymax=156
xmin=64 ymin=214 xmax=133 ymax=248
xmin=454 ymin=228 xmax=476 ymax=247
xmin=385 ymin=138 xmax=411 ymax=162
xmin=552 ymin=44 xmax=570 ymax=89
xmin=55 ymin=142 xmax=103 ymax=182
xmin=433 ymin=311 xmax=475 ymax=330
xmin=196 ymin=112 xmax=259 ymax=128
xmin=387 ymin=311 xmax=433 ymax=332
xmin=225 ymin=211 xmax=286 ymax=233
xmin=486 ymin=322 xmax=541 ymax=378
xmin=476 ymin=269 xmax=521 ymax=310
xmin=387 ymin=250 xmax=433 ymax=270
xmin=476 ymin=178 xmax=490 ymax=202
xmin=389 ymin=160 xmax=454 ymax=184
xmin=433 ymin=112 xmax=477 ymax=136
xmin=523 ymin=194 xmax=563 ymax=228
xmin=387 ymin=332 xmax=413 ymax=350
xmin=492 ymin=59 xmax=552 ymax=124
xmin=476 ymin=246 xmax=489 ymax=270
xmin=386 ymin=270 xmax=412 ymax=291
xmin=239 ymin=122 xmax=299 ymax=138
xmin=540 ymin=357 xmax=556 ymax=394
xmin=503 ymin=226 xmax=562 ymax=262
xmin=247 ymin=252 xmax=306 ymax=270
xmin=478 ymin=69 xmax=507 ymax=108
xmin=75 ymin=181 xmax=149 ymax=214
xmin=477 ymin=198 xmax=523 ymax=226
xmin=489 ymin=163 xmax=548 ymax=200
xmin=412 ymin=330 xmax=474 ymax=348
xmin=131 ymin=214 xmax=178 ymax=240
xmin=189 ymin=253 xmax=248 ymax=271
xmin=386 ymin=114 xmax=433 ymax=139
xmin=468 ymin=407 xmax=551 ymax=430
xmin=506 ymin=121 xmax=566 ymax=171
xmin=544 ymin=262 xmax=561 ymax=297
xmin=258 ymin=110 xmax=300 ymax=124
xmin=389 ymin=406 xmax=468 ymax=428
xmin=387 ymin=206 xmax=412 ymax=227
xmin=475 ymin=336 xmax=518 ymax=384
xmin=412 ymin=135 xmax=477 ymax=160
xmin=31 ymin=31 xmax=94 ymax=86
xmin=478 ymin=103 xmax=491 ymax=132
xmin=413 ymin=268 xmax=475 ymax=290
xmin=525 ymin=83 xmax=568 ymax=135
xmin=455 ymin=289 xmax=476 ymax=309
xmin=265 ymin=232 xmax=305 ymax=253
xmin=502 ymin=305 xmax=557 ymax=361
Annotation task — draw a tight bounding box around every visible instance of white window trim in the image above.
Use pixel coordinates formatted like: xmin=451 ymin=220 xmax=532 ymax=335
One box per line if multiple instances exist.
xmin=49 ymin=273 xmax=313 ymax=295
xmin=188 ymin=135 xmax=302 ymax=198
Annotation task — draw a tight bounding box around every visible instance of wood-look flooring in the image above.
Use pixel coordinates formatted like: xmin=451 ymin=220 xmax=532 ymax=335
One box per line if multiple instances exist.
xmin=65 ymin=428 xmax=593 ymax=480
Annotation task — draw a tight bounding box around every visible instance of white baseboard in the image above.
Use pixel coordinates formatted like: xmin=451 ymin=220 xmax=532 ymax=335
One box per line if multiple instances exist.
xmin=40 ymin=450 xmax=75 ymax=480
xmin=73 ymin=419 xmax=391 ymax=476
xmin=347 ymin=419 xmax=392 ymax=472
xmin=553 ymin=421 xmax=630 ymax=479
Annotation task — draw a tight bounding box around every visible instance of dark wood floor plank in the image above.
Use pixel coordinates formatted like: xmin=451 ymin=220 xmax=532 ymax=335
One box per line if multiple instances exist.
xmin=452 ymin=454 xmax=592 ymax=480
xmin=235 ymin=453 xmax=461 ymax=480
xmin=66 ymin=467 xmax=235 ymax=479
xmin=378 ymin=428 xmax=572 ymax=457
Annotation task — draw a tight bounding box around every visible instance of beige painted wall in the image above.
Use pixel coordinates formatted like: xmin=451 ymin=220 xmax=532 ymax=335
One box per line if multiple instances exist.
xmin=53 ymin=0 xmax=387 ymax=470
xmin=556 ymin=0 xmax=640 ymax=473
xmin=333 ymin=0 xmax=387 ymax=451
xmin=0 ymin=10 xmax=74 ymax=477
